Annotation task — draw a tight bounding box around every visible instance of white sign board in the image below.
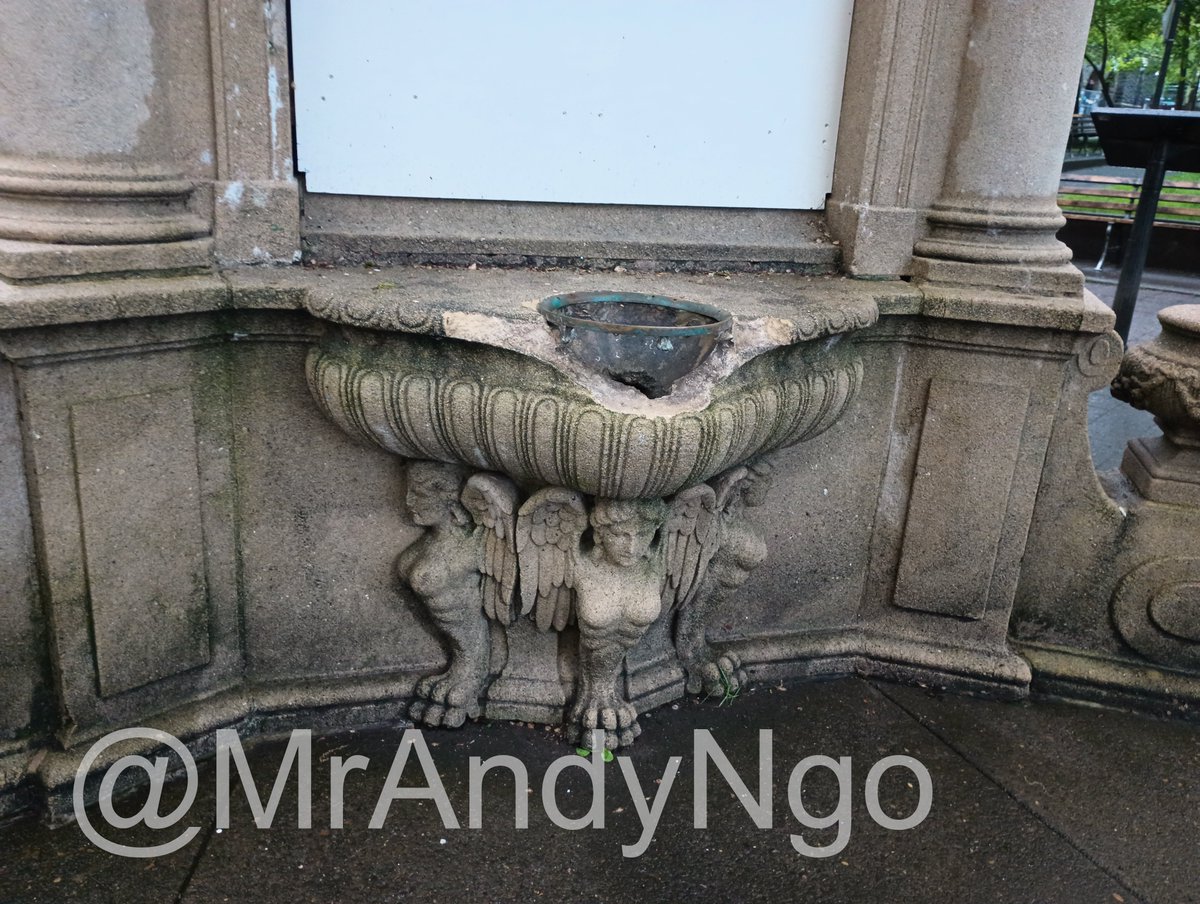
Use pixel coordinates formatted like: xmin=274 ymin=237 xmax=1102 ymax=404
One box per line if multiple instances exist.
xmin=292 ymin=2 xmax=853 ymax=209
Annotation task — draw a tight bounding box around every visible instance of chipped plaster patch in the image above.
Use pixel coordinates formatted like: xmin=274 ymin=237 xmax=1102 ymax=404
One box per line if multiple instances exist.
xmin=268 ymin=64 xmax=284 ymax=179
xmin=220 ymin=181 xmax=245 ymax=208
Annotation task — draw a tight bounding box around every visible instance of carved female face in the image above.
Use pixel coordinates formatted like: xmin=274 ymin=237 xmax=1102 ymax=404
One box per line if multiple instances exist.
xmin=595 ymin=521 xmax=652 ymax=564
xmin=594 ymin=515 xmax=656 ymax=567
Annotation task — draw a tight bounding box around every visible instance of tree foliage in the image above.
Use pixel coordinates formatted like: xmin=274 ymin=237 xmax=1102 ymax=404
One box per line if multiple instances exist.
xmin=1087 ymin=0 xmax=1200 ymax=107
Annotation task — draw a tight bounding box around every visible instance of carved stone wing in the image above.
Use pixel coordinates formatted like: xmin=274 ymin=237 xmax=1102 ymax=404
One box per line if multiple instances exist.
xmin=661 ymin=483 xmax=721 ymax=611
xmin=711 ymin=465 xmax=750 ymax=516
xmin=516 ymin=487 xmax=587 ymax=632
xmin=461 ymin=473 xmax=521 ymax=625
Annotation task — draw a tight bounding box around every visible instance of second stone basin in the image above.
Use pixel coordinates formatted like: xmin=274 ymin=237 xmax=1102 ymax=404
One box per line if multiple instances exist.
xmin=303 ymin=270 xmax=880 ymax=499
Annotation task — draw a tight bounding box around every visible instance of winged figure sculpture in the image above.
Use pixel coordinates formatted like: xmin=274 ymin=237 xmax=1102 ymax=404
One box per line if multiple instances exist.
xmin=398 ymin=462 xmax=519 ymax=728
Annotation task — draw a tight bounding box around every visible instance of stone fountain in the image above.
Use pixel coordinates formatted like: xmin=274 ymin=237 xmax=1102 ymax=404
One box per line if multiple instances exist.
xmin=306 ymin=282 xmax=876 ymax=748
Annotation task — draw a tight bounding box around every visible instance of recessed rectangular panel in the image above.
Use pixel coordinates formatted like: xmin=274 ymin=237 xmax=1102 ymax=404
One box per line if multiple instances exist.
xmin=292 ymin=1 xmax=853 ymax=208
xmin=892 ymin=379 xmax=1030 ymax=620
xmin=72 ymin=389 xmax=210 ymax=697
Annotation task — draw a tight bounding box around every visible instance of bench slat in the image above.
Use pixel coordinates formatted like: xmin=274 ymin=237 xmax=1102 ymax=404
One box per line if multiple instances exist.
xmin=1061 ymin=174 xmax=1142 ymax=185
xmin=1058 ymin=174 xmax=1200 ymax=230
xmin=1060 ymin=194 xmax=1137 ymax=204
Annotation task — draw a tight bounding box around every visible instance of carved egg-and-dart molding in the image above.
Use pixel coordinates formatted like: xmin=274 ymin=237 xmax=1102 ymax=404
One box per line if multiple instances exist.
xmin=306 ymin=326 xmax=863 ymax=500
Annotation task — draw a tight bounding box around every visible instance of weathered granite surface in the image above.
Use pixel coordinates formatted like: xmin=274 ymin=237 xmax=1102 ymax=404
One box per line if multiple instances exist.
xmin=2 ymin=0 xmax=1199 ymax=835
xmin=2 ymin=258 xmax=1172 ymax=821
xmin=1012 ymin=304 xmax=1200 ymax=714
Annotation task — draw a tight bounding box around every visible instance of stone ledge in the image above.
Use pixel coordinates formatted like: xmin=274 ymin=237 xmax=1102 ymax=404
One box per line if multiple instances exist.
xmin=724 ymin=627 xmax=1032 ymax=696
xmin=290 ymin=266 xmax=883 ymax=351
xmin=0 ymin=236 xmax=214 ymax=283
xmin=0 ymin=262 xmax=1118 ymax=337
xmin=30 ymin=672 xmax=424 ymax=823
xmin=301 ymin=194 xmax=842 ymax=270
xmin=1019 ymin=640 xmax=1200 ymax=720
xmin=10 ymin=628 xmax=1035 ymax=821
xmin=905 ymin=284 xmax=1115 ymax=334
xmin=0 ymin=273 xmax=232 ymax=331
xmin=0 ymin=265 xmax=911 ymax=334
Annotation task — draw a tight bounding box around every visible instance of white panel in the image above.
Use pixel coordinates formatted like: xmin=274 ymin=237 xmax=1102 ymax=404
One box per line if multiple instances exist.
xmin=292 ymin=1 xmax=853 ymax=209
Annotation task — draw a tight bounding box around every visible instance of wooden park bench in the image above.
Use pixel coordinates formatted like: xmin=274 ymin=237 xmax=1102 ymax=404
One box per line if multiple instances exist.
xmin=1057 ymin=173 xmax=1200 ymax=268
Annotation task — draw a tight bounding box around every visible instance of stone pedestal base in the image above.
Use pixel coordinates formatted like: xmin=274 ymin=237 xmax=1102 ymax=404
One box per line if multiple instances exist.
xmin=1113 ymin=304 xmax=1200 ymax=505
xmin=1121 ymin=436 xmax=1200 ymax=506
xmin=484 ymin=621 xmax=568 ymax=724
xmin=481 ymin=620 xmax=695 ymax=723
xmin=910 ymin=257 xmax=1084 ymax=298
xmin=0 ymin=160 xmax=212 ymax=281
xmin=625 ymin=612 xmax=687 ymax=711
xmin=0 ymin=236 xmax=213 ymax=282
xmin=911 ymin=200 xmax=1084 ymax=298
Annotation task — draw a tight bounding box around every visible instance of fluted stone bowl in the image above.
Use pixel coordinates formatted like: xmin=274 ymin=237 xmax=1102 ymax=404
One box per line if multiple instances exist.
xmin=307 ymin=326 xmax=864 ymax=500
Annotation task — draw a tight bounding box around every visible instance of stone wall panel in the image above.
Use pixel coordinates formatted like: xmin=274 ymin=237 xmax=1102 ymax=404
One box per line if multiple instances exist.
xmin=70 ymin=388 xmax=212 ymax=697
xmin=1 ymin=320 xmax=241 ymax=743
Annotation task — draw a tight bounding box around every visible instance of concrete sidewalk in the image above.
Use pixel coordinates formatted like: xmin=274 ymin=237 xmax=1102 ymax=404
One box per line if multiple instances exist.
xmin=2 ymin=677 xmax=1197 ymax=903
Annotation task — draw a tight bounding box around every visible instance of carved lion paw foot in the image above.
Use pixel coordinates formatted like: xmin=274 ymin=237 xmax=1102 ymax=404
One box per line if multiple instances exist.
xmin=566 ymin=696 xmax=641 ymax=749
xmin=409 ymin=670 xmax=484 ymax=728
xmin=685 ymin=651 xmax=748 ymax=699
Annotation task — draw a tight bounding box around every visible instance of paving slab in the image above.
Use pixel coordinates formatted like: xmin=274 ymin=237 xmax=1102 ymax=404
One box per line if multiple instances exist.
xmin=169 ymin=678 xmax=1125 ymax=903
xmin=0 ymin=678 xmax=1165 ymax=903
xmin=879 ymin=682 xmax=1200 ymax=904
xmin=0 ymin=778 xmax=205 ymax=904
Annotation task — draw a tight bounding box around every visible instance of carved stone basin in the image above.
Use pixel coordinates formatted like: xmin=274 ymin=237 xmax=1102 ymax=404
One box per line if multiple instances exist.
xmin=303 ymin=272 xmax=878 ymax=747
xmin=307 ymin=299 xmax=869 ymax=499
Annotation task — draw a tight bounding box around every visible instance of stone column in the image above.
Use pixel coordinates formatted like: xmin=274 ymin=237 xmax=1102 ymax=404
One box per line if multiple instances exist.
xmin=826 ymin=0 xmax=973 ymax=278
xmin=0 ymin=1 xmax=212 ymax=282
xmin=207 ymin=0 xmax=301 ymax=264
xmin=911 ymin=0 xmax=1096 ymax=298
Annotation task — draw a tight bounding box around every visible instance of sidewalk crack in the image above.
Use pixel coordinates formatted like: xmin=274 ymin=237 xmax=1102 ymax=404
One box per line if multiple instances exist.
xmin=172 ymin=823 xmax=215 ymax=904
